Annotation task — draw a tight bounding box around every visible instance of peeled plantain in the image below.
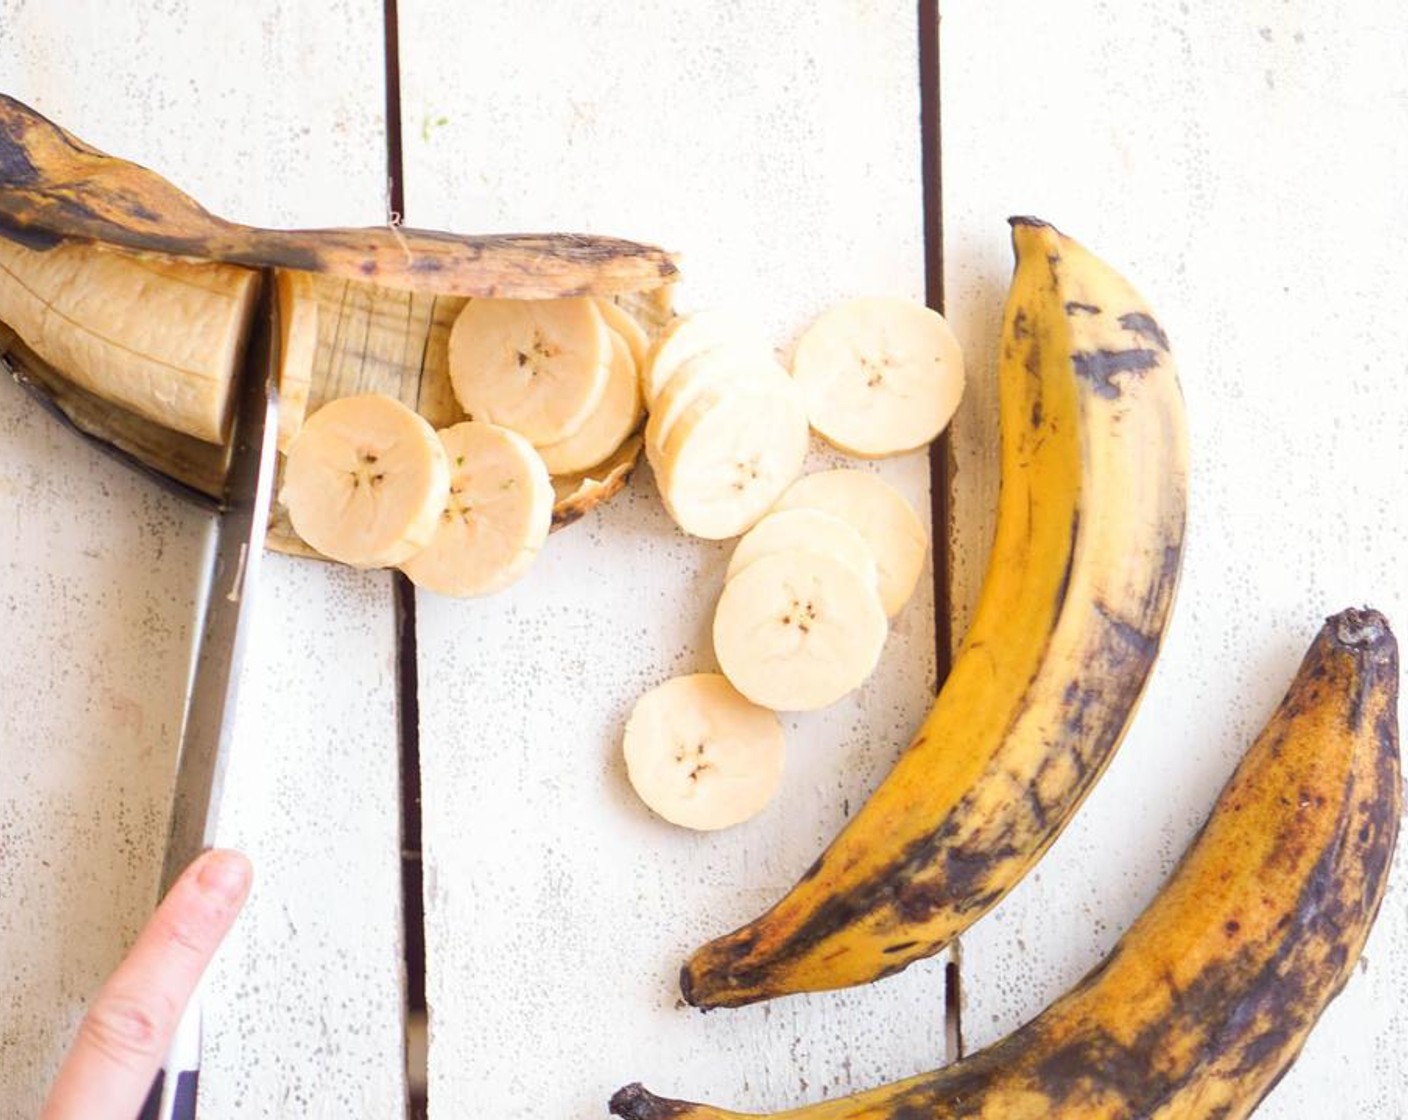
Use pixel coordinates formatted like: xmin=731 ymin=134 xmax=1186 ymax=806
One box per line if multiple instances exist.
xmin=615 ymin=607 xmax=1402 ymax=1119
xmin=0 ymin=94 xmax=676 ymax=544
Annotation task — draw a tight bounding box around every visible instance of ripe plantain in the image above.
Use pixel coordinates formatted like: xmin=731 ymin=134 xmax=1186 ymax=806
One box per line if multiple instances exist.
xmin=614 ymin=607 xmax=1402 ymax=1119
xmin=681 ymin=218 xmax=1188 ymax=1009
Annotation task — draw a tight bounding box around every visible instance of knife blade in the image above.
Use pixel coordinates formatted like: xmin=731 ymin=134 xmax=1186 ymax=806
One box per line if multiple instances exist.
xmin=159 ymin=270 xmax=281 ymax=896
xmin=139 ymin=268 xmax=282 ymax=1120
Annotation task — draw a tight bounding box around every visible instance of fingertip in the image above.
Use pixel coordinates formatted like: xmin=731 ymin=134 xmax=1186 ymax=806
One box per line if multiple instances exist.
xmin=192 ymin=849 xmax=253 ymax=906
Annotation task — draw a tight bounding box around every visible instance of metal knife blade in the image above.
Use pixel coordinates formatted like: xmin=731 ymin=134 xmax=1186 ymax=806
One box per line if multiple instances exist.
xmin=157 ymin=270 xmax=281 ymax=898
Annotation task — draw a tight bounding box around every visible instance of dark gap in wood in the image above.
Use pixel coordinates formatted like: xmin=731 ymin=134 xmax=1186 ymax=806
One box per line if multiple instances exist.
xmin=385 ymin=0 xmax=407 ymax=222
xmin=919 ymin=0 xmax=963 ymax=1062
xmin=945 ymin=956 xmax=965 ymax=1062
xmin=919 ymin=0 xmax=950 ymax=687
xmin=394 ymin=574 xmax=429 ymax=1119
xmin=385 ymin=0 xmax=427 ymax=1116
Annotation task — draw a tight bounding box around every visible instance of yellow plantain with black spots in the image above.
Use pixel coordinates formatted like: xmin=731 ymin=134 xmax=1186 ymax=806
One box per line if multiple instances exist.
xmin=615 ymin=607 xmax=1402 ymax=1119
xmin=681 ymin=218 xmax=1188 ymax=1009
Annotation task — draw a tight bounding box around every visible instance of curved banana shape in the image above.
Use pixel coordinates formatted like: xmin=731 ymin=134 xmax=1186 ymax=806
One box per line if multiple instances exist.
xmin=681 ymin=218 xmax=1188 ymax=1009
xmin=0 ymin=95 xmax=676 ymax=298
xmin=615 ymin=607 xmax=1402 ymax=1119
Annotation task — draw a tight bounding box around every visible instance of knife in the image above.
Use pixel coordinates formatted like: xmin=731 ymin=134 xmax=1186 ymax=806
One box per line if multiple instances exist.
xmin=138 ymin=271 xmax=282 ymax=1120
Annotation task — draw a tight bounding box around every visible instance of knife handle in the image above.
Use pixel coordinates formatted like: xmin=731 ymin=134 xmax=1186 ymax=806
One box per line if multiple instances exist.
xmin=137 ymin=997 xmax=201 ymax=1120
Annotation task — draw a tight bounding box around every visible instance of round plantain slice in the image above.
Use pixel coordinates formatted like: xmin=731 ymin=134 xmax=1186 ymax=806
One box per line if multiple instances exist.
xmin=791 ymin=296 xmax=965 ymax=458
xmin=448 ymin=296 xmax=611 ymax=446
xmin=725 ymin=508 xmax=878 ymax=589
xmin=655 ymin=378 xmax=808 ymax=541
xmin=280 ymin=393 xmax=450 ymax=568
xmin=772 ymin=469 xmax=929 ymax=617
xmin=713 ymin=548 xmax=888 ymax=712
xmin=400 ymin=421 xmax=554 ymax=598
xmin=623 ymin=672 xmax=786 ymax=831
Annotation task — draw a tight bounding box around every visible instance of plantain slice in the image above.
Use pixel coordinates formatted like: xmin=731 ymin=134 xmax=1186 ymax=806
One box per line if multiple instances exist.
xmin=0 ymin=95 xmax=677 ymax=545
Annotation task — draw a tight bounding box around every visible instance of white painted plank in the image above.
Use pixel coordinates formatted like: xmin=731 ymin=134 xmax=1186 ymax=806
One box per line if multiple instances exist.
xmin=201 ymin=555 xmax=407 ymax=1120
xmin=400 ymin=2 xmax=942 ymax=1114
xmin=942 ymin=3 xmax=1408 ymax=1114
xmin=0 ymin=368 xmax=211 ymax=1117
xmin=0 ymin=3 xmax=407 ymax=1115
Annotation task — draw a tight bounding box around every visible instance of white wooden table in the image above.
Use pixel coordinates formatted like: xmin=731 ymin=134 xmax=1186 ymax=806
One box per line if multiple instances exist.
xmin=1 ymin=3 xmax=1404 ymax=1117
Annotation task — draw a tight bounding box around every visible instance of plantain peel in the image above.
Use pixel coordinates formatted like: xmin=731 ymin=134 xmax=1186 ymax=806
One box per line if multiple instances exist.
xmin=681 ymin=218 xmax=1189 ymax=1009
xmin=617 ymin=608 xmax=1402 ymax=1119
xmin=0 ymin=94 xmax=676 ymax=298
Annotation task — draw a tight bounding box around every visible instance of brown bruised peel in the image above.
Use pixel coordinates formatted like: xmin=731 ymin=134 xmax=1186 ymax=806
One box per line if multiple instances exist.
xmin=0 ymin=95 xmax=676 ymax=298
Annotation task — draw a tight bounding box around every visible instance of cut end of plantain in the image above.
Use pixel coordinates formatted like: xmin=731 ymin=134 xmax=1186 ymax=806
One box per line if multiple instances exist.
xmin=1330 ymin=605 xmax=1394 ymax=655
xmin=608 ymin=1084 xmax=722 ymax=1120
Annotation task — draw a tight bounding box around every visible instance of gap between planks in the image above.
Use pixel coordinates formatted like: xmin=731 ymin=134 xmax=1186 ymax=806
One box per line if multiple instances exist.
xmin=382 ymin=0 xmax=431 ymax=1116
xmin=918 ymin=0 xmax=965 ymax=1065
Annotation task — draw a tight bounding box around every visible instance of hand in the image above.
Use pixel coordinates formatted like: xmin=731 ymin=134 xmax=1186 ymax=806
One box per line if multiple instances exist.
xmin=40 ymin=850 xmax=253 ymax=1120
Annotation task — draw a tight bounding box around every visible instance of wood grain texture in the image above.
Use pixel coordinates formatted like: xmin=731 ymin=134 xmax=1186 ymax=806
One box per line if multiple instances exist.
xmin=401 ymin=2 xmax=942 ymax=1114
xmin=0 ymin=2 xmax=407 ymax=1115
xmin=941 ymin=3 xmax=1408 ymax=1115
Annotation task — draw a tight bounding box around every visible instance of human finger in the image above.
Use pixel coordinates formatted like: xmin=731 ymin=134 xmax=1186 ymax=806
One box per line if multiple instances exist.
xmin=40 ymin=849 xmax=252 ymax=1120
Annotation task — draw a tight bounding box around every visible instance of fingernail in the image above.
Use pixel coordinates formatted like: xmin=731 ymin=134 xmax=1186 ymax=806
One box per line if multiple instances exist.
xmin=196 ymin=850 xmax=252 ymax=903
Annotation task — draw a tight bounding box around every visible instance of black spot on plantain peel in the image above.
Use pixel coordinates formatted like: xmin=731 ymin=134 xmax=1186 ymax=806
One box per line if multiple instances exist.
xmin=1118 ymin=309 xmax=1170 ymax=351
xmin=1071 ymin=346 xmax=1161 ymax=399
xmin=0 ymin=94 xmax=677 ymax=297
xmin=615 ymin=609 xmax=1401 ymax=1118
